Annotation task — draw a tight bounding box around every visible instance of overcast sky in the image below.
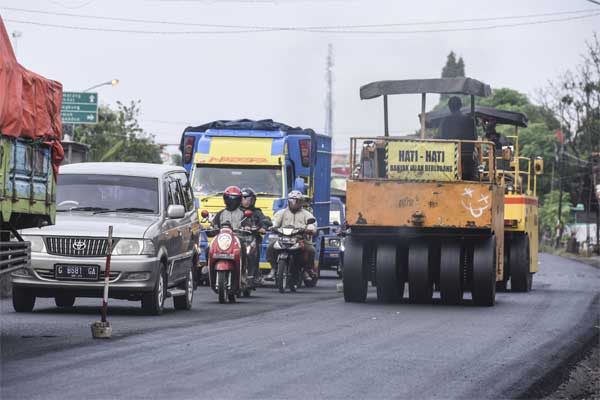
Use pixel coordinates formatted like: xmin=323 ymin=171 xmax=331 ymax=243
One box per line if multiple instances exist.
xmin=2 ymin=0 xmax=599 ymax=153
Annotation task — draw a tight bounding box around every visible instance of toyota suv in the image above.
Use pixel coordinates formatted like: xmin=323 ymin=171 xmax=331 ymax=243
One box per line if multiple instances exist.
xmin=11 ymin=162 xmax=200 ymax=315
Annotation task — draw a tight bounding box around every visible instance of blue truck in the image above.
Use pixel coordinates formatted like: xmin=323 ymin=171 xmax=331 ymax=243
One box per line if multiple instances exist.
xmin=180 ymin=119 xmax=340 ymax=285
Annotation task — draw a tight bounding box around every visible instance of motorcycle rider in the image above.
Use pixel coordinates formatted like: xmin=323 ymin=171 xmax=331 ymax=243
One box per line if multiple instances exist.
xmin=212 ymin=186 xmax=244 ymax=230
xmin=266 ymin=190 xmax=317 ymax=282
xmin=240 ymin=187 xmax=272 ymax=283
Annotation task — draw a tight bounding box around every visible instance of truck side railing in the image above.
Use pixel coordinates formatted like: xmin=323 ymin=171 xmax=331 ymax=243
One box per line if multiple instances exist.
xmin=349 ymin=137 xmax=496 ymax=183
xmin=0 ymin=240 xmax=31 ymax=276
xmin=496 ymin=156 xmax=533 ymax=195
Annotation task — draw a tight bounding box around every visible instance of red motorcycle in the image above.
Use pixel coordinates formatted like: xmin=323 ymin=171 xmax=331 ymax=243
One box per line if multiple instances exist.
xmin=202 ymin=210 xmax=254 ymax=303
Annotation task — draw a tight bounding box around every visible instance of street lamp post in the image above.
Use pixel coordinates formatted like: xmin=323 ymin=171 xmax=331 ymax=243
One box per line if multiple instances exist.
xmin=83 ymin=79 xmax=119 ymax=93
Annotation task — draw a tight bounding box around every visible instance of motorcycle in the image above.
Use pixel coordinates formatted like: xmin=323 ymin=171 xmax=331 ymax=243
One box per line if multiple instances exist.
xmin=270 ymin=218 xmax=317 ymax=293
xmin=202 ymin=210 xmax=255 ymax=303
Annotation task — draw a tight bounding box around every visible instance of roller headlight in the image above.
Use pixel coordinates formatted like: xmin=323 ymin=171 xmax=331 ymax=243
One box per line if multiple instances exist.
xmin=217 ymin=234 xmax=232 ymax=251
xmin=113 ymin=239 xmax=155 ymax=256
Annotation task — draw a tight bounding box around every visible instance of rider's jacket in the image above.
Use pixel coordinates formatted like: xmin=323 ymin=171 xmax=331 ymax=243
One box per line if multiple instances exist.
xmin=272 ymin=208 xmax=317 ymax=235
xmin=240 ymin=206 xmax=272 ymax=230
xmin=213 ymin=208 xmax=244 ymax=230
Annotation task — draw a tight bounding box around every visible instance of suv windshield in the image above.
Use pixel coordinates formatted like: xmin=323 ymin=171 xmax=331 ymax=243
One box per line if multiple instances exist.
xmin=57 ymin=174 xmax=159 ymax=214
xmin=192 ymin=165 xmax=283 ymax=197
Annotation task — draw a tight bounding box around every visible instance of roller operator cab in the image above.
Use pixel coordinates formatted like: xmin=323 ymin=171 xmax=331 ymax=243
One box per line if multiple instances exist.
xmin=180 ymin=120 xmax=332 ymax=283
xmin=426 ymin=106 xmax=543 ymax=293
xmin=344 ymin=78 xmax=504 ymax=306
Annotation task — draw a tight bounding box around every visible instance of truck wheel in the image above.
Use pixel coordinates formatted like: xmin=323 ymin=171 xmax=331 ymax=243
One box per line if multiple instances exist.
xmin=142 ymin=265 xmax=167 ymax=315
xmin=174 ymin=267 xmax=194 ymax=310
xmin=472 ymin=238 xmax=496 ymax=307
xmin=408 ymin=242 xmax=433 ymax=303
xmin=376 ymin=243 xmax=404 ymax=302
xmin=510 ymin=235 xmax=532 ymax=292
xmin=440 ymin=242 xmax=463 ymax=305
xmin=343 ymin=237 xmax=367 ymax=303
xmin=12 ymin=287 xmax=36 ymax=312
xmin=55 ymin=294 xmax=76 ymax=308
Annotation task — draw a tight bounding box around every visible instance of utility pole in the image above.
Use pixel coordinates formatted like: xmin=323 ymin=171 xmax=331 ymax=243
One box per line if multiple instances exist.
xmin=593 ymin=152 xmax=600 ymax=254
xmin=325 ymin=43 xmax=334 ymax=139
xmin=11 ymin=31 xmax=22 ymax=58
xmin=555 ymin=132 xmax=565 ymax=248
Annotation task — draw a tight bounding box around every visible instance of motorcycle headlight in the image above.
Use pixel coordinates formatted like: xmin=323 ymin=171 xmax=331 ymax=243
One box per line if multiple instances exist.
xmin=273 ymin=241 xmax=283 ymax=250
xmin=113 ymin=239 xmax=155 ymax=256
xmin=217 ymin=234 xmax=232 ymax=251
xmin=24 ymin=235 xmax=46 ymax=253
xmin=328 ymin=239 xmax=341 ymax=248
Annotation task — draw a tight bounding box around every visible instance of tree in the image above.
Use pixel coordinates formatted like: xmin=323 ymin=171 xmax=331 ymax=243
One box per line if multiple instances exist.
xmin=73 ymin=100 xmax=163 ymax=164
xmin=441 ymin=51 xmax=466 ymax=101
xmin=539 ymin=190 xmax=573 ymax=237
xmin=171 ymin=153 xmax=182 ymax=166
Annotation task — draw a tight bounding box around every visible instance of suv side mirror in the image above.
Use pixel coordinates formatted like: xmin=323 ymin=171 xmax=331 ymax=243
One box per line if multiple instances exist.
xmin=167 ymin=205 xmax=185 ymax=219
xmin=306 ymin=218 xmax=316 ymax=225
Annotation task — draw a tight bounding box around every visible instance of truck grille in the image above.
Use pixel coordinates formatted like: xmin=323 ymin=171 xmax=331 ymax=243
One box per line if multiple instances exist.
xmin=45 ymin=237 xmax=113 ymax=257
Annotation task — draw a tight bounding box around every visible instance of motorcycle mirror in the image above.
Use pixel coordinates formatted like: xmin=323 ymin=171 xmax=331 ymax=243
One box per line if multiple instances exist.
xmin=244 ymin=210 xmax=253 ymax=218
xmin=201 ymin=210 xmax=209 ymax=218
xmin=306 ymin=218 xmax=316 ymax=225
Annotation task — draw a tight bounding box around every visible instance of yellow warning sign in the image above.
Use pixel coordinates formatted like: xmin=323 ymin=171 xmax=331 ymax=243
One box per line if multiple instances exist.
xmin=386 ymin=141 xmax=458 ymax=181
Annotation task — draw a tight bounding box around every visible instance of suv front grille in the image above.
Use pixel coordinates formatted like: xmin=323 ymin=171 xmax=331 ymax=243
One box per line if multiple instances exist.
xmin=45 ymin=237 xmax=113 ymax=257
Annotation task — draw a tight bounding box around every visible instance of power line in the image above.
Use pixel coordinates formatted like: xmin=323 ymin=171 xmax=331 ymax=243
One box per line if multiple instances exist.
xmin=2 ymin=7 xmax=599 ymax=33
xmin=1 ymin=6 xmax=597 ymax=30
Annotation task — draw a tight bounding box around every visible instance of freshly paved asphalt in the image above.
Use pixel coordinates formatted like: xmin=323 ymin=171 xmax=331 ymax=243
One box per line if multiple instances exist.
xmin=1 ymin=254 xmax=598 ymax=399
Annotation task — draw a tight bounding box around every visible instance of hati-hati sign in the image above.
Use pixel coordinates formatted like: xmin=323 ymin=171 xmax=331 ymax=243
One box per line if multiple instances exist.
xmin=386 ymin=141 xmax=458 ymax=181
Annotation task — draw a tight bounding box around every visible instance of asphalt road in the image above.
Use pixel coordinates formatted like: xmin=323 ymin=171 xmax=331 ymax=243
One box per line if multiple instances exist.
xmin=1 ymin=254 xmax=598 ymax=400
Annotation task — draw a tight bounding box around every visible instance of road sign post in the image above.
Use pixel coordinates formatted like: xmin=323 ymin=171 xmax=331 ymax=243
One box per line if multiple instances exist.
xmin=61 ymin=92 xmax=98 ymax=124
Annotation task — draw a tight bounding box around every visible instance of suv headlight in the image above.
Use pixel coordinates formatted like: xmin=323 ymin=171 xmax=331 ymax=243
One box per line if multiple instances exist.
xmin=24 ymin=235 xmax=46 ymax=253
xmin=113 ymin=239 xmax=156 ymax=256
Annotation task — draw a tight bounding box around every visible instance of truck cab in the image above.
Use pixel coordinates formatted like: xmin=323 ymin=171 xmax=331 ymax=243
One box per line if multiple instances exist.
xmin=180 ymin=119 xmax=332 ymax=281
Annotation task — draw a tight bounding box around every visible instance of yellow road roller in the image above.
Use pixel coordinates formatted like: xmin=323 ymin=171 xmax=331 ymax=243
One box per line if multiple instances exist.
xmin=425 ymin=105 xmax=543 ymax=292
xmin=343 ymin=78 xmax=504 ymax=306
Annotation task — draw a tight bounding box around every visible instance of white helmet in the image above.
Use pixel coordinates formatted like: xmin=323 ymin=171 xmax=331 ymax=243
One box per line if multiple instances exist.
xmin=287 ymin=190 xmax=303 ymax=212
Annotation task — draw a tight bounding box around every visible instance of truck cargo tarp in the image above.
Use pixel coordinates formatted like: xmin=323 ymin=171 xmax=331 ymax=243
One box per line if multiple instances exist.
xmin=360 ymin=78 xmax=492 ymax=100
xmin=0 ymin=17 xmax=64 ymax=175
xmin=423 ymin=106 xmax=529 ymax=129
xmin=181 ymin=119 xmax=315 ymax=152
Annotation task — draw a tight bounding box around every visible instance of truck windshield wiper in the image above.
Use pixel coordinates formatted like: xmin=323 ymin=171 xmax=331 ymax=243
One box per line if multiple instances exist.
xmin=58 ymin=206 xmax=110 ymax=213
xmin=93 ymin=207 xmax=155 ymax=214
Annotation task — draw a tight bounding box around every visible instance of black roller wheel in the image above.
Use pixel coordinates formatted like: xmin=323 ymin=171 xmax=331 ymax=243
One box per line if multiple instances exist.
xmin=408 ymin=242 xmax=433 ymax=304
xmin=440 ymin=242 xmax=463 ymax=305
xmin=472 ymin=237 xmax=496 ymax=307
xmin=12 ymin=287 xmax=35 ymax=312
xmin=55 ymin=294 xmax=76 ymax=308
xmin=343 ymin=237 xmax=368 ymax=303
xmin=375 ymin=243 xmax=404 ymax=302
xmin=217 ymin=270 xmax=226 ymax=304
xmin=510 ymin=235 xmax=532 ymax=292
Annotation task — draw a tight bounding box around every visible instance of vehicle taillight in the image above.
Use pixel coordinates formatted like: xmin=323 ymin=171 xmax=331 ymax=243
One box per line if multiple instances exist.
xmin=299 ymin=139 xmax=311 ymax=167
xmin=183 ymin=136 xmax=195 ymax=164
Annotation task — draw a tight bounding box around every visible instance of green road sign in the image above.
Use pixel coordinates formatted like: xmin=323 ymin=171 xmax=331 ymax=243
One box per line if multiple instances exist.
xmin=61 ymin=92 xmax=98 ymax=124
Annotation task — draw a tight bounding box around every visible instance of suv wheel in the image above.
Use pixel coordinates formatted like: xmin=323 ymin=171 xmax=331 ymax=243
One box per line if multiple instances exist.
xmin=173 ymin=267 xmax=194 ymax=310
xmin=55 ymin=294 xmax=76 ymax=308
xmin=13 ymin=287 xmax=36 ymax=312
xmin=142 ymin=265 xmax=166 ymax=315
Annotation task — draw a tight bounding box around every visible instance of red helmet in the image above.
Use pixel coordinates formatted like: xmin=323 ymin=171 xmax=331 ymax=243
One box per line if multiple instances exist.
xmin=223 ymin=186 xmax=242 ymax=211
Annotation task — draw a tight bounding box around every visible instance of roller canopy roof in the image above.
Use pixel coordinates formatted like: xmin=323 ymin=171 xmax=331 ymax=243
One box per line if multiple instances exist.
xmin=424 ymin=105 xmax=529 ymax=128
xmin=360 ymin=78 xmax=492 ymax=100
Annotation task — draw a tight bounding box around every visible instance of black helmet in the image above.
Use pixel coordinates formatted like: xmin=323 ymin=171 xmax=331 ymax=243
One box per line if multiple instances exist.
xmin=241 ymin=187 xmax=257 ymax=208
xmin=223 ymin=186 xmax=242 ymax=211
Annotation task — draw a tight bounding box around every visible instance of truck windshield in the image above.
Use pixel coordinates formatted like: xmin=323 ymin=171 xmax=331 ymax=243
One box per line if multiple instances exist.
xmin=56 ymin=174 xmax=159 ymax=214
xmin=192 ymin=165 xmax=283 ymax=197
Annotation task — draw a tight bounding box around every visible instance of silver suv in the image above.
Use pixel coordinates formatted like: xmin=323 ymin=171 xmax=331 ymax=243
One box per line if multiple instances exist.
xmin=12 ymin=162 xmax=200 ymax=315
